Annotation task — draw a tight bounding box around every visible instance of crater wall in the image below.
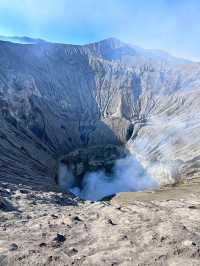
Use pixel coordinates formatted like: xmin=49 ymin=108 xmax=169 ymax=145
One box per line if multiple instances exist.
xmin=0 ymin=39 xmax=200 ymax=189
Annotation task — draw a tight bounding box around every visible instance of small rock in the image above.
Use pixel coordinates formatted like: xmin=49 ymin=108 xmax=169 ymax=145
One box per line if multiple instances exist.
xmin=188 ymin=205 xmax=197 ymax=209
xmin=39 ymin=242 xmax=47 ymax=247
xmin=53 ymin=233 xmax=66 ymax=243
xmin=51 ymin=214 xmax=58 ymax=219
xmin=67 ymin=247 xmax=78 ymax=256
xmin=183 ymin=240 xmax=196 ymax=247
xmin=160 ymin=236 xmax=166 ymax=242
xmin=107 ymin=218 xmax=117 ymax=225
xmin=48 ymin=256 xmax=53 ymax=262
xmin=72 ymin=216 xmax=82 ymax=222
xmin=9 ymin=243 xmax=18 ymax=251
xmin=121 ymin=235 xmax=128 ymax=240
xmin=19 ymin=189 xmax=29 ymax=194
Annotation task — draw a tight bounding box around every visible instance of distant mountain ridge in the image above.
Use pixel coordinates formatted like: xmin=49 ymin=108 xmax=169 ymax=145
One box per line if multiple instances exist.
xmin=0 ymin=35 xmax=46 ymax=44
xmin=0 ymin=35 xmax=191 ymax=64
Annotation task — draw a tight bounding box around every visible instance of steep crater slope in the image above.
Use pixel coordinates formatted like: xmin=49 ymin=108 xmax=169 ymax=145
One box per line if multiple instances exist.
xmin=0 ymin=38 xmax=200 ymax=195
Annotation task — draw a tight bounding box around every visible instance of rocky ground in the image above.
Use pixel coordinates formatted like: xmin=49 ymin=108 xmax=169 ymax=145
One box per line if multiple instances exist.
xmin=1 ymin=178 xmax=200 ymax=266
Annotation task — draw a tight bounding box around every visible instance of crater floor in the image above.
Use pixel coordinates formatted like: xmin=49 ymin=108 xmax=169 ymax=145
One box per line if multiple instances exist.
xmin=1 ymin=178 xmax=200 ymax=266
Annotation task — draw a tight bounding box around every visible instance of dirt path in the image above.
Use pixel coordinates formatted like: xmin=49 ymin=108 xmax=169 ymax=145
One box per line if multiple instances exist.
xmin=1 ymin=179 xmax=200 ymax=265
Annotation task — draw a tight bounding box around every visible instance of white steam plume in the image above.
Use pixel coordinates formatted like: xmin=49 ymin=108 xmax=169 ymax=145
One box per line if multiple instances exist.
xmin=69 ymin=155 xmax=159 ymax=201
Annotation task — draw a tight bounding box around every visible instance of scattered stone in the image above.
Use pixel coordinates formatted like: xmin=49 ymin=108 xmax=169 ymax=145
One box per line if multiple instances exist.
xmin=51 ymin=214 xmax=58 ymax=219
xmin=107 ymin=218 xmax=117 ymax=225
xmin=53 ymin=233 xmax=66 ymax=243
xmin=30 ymin=201 xmax=37 ymax=205
xmin=67 ymin=247 xmax=78 ymax=256
xmin=48 ymin=256 xmax=53 ymax=262
xmin=183 ymin=240 xmax=197 ymax=247
xmin=39 ymin=243 xmax=47 ymax=247
xmin=19 ymin=189 xmax=29 ymax=194
xmin=72 ymin=216 xmax=82 ymax=222
xmin=9 ymin=243 xmax=18 ymax=251
xmin=188 ymin=205 xmax=197 ymax=209
xmin=160 ymin=236 xmax=166 ymax=242
xmin=121 ymin=235 xmax=128 ymax=240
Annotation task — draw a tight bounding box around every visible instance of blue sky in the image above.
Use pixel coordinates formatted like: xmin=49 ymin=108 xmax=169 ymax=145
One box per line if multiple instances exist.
xmin=0 ymin=0 xmax=200 ymax=61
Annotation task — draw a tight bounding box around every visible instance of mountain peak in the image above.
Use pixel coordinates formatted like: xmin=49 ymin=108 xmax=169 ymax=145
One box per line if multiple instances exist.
xmin=91 ymin=37 xmax=127 ymax=48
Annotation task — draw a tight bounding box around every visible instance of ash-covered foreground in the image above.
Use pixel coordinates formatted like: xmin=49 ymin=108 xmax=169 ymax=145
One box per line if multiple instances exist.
xmin=1 ymin=178 xmax=200 ymax=266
